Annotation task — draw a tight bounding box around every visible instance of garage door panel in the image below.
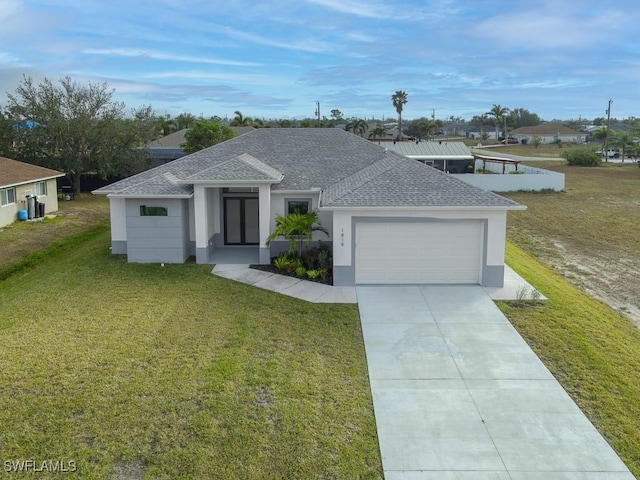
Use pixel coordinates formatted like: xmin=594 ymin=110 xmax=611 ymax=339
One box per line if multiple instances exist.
xmin=355 ymin=221 xmax=482 ymax=284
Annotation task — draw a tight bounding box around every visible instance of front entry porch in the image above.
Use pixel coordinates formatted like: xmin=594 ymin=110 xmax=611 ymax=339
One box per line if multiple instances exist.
xmin=194 ymin=184 xmax=273 ymax=265
xmin=209 ymin=246 xmax=260 ymax=264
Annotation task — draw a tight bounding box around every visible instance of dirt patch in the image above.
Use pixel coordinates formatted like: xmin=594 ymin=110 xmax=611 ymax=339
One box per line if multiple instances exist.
xmin=523 ymin=235 xmax=640 ymax=327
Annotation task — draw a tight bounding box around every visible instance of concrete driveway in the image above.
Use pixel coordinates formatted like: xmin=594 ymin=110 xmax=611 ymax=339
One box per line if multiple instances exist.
xmin=357 ymin=285 xmax=634 ymax=479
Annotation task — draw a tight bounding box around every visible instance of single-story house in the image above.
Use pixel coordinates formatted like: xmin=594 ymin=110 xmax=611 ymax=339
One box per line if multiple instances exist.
xmin=0 ymin=156 xmax=65 ymax=228
xmin=466 ymin=128 xmax=499 ymax=141
xmin=93 ymin=129 xmax=524 ymax=287
xmin=510 ymin=124 xmax=586 ymax=144
xmin=383 ymin=141 xmax=474 ymax=173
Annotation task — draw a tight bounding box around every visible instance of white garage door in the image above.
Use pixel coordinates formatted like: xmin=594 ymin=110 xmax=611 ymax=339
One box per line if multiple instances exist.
xmin=355 ymin=221 xmax=482 ymax=284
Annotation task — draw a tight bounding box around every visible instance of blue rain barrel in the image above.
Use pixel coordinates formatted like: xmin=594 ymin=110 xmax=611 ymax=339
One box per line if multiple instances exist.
xmin=18 ymin=210 xmax=28 ymax=221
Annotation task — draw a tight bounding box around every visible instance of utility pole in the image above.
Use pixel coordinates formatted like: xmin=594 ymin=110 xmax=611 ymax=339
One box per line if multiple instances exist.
xmin=604 ymin=99 xmax=613 ymax=162
xmin=315 ymin=101 xmax=321 ymax=127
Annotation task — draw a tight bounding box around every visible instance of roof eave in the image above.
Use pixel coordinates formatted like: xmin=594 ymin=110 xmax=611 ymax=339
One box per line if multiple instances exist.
xmin=320 ymin=204 xmax=526 ymax=211
xmin=177 ymin=177 xmax=283 ymax=186
xmin=1 ymin=173 xmax=66 ymax=189
xmin=103 ymin=193 xmax=194 ymax=199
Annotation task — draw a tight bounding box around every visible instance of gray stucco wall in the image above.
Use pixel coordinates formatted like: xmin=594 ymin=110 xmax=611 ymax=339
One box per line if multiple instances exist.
xmin=125 ymin=198 xmax=189 ymax=263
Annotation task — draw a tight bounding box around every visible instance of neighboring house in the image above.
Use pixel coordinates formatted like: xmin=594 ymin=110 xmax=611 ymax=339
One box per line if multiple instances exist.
xmin=510 ymin=124 xmax=586 ymax=144
xmin=466 ymin=127 xmax=498 ymax=141
xmin=144 ymin=126 xmax=255 ymax=166
xmin=93 ymin=129 xmax=524 ymax=287
xmin=383 ymin=141 xmax=474 ymax=173
xmin=0 ymin=157 xmax=65 ymax=228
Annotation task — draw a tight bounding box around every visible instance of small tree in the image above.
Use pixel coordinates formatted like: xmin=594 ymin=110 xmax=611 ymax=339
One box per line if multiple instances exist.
xmin=611 ymin=130 xmax=639 ymax=162
xmin=368 ymin=124 xmax=386 ymax=144
xmin=345 ymin=118 xmax=368 ymax=137
xmin=266 ymin=211 xmax=328 ymax=257
xmin=532 ymin=135 xmax=542 ymax=148
xmin=561 ymin=147 xmax=601 ymax=166
xmin=181 ymin=120 xmax=235 ymax=154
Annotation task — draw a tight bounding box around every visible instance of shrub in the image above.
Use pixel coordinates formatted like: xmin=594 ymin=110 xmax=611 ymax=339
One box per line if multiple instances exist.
xmin=307 ymin=269 xmax=321 ymax=279
xmin=561 ymin=147 xmax=601 ymax=166
xmin=295 ymin=266 xmax=307 ymax=278
xmin=273 ymin=255 xmax=290 ymax=271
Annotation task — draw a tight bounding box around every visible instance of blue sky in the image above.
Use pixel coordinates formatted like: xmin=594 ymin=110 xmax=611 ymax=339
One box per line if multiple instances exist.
xmin=1 ymin=0 xmax=638 ymax=122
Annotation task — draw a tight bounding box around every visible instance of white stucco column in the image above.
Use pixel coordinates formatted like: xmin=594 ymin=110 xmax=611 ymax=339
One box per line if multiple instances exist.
xmin=258 ymin=185 xmax=271 ymax=264
xmin=109 ymin=197 xmax=127 ymax=254
xmin=193 ymin=185 xmax=209 ymax=263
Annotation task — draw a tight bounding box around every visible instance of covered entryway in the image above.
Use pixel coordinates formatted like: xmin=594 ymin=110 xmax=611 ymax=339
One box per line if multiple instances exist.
xmin=224 ymin=197 xmax=259 ymax=245
xmin=355 ymin=221 xmax=482 ymax=284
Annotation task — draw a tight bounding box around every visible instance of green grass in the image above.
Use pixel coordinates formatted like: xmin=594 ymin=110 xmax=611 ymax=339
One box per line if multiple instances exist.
xmin=0 ymin=227 xmax=382 ymax=479
xmin=499 ymin=242 xmax=640 ymax=477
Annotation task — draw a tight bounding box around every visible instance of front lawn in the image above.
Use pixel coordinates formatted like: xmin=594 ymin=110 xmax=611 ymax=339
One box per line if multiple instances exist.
xmin=0 ymin=226 xmax=382 ymax=479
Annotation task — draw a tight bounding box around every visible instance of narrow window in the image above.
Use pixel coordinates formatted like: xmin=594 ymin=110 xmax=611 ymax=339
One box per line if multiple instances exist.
xmin=34 ymin=181 xmax=47 ymax=196
xmin=1 ymin=187 xmax=16 ymax=206
xmin=140 ymin=205 xmax=168 ymax=216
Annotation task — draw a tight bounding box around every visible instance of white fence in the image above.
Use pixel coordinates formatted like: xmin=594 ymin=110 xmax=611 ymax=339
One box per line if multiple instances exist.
xmin=453 ymin=162 xmax=565 ymax=192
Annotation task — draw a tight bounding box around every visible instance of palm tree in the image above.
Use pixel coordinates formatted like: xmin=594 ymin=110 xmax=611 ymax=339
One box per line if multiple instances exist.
xmin=611 ymin=130 xmax=640 ymax=162
xmin=391 ymin=91 xmax=408 ymax=141
xmin=174 ymin=113 xmax=197 ymax=130
xmin=368 ymin=124 xmax=386 ymax=144
xmin=230 ymin=110 xmax=253 ymax=126
xmin=266 ymin=211 xmax=329 ymax=257
xmin=485 ymin=104 xmax=509 ymax=141
xmin=417 ymin=119 xmax=440 ymax=141
xmin=156 ymin=114 xmax=178 ymax=137
xmin=345 ymin=118 xmax=368 ymax=137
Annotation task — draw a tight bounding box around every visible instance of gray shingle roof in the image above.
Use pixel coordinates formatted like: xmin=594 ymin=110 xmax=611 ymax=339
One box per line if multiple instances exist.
xmin=94 ymin=129 xmax=520 ymax=208
xmin=183 ymin=154 xmax=283 ymax=182
xmin=323 ymin=157 xmax=520 ymax=207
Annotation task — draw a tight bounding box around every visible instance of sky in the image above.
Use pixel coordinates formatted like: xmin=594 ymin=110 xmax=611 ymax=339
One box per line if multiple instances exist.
xmin=1 ymin=0 xmax=639 ymax=123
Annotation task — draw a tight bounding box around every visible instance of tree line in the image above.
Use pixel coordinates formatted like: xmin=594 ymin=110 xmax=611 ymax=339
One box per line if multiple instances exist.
xmin=3 ymin=76 xmax=638 ymax=192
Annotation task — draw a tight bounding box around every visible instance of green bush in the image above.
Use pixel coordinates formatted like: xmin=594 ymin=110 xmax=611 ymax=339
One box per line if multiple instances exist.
xmin=561 ymin=147 xmax=601 ymax=166
xmin=295 ymin=266 xmax=307 ymax=278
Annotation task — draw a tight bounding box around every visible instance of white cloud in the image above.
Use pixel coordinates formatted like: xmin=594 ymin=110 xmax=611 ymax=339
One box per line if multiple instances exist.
xmin=214 ymin=24 xmax=337 ymax=53
xmin=83 ymin=48 xmax=262 ymax=67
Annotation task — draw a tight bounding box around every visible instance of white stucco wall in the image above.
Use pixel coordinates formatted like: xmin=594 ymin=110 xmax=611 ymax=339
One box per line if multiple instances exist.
xmin=109 ymin=197 xmax=127 ymax=242
xmin=0 ymin=178 xmax=60 ymax=228
xmin=329 ymin=208 xmax=509 ymax=271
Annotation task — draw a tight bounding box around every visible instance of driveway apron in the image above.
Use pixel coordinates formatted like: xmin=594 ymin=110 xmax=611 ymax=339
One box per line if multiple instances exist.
xmin=357 ymin=285 xmax=634 ymax=479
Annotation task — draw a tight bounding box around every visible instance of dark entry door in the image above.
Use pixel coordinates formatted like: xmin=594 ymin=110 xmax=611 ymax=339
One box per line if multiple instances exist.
xmin=224 ymin=198 xmax=259 ymax=245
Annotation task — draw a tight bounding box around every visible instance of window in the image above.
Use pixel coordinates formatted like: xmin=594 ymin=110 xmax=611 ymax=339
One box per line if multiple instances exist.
xmin=140 ymin=205 xmax=168 ymax=216
xmin=1 ymin=187 xmax=16 ymax=206
xmin=34 ymin=181 xmax=47 ymax=196
xmin=286 ymin=199 xmax=310 ymax=215
xmin=223 ymin=187 xmax=259 ymax=193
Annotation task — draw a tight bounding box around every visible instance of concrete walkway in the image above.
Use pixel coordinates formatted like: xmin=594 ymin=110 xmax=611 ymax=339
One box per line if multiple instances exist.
xmin=211 ymin=264 xmax=543 ymax=303
xmin=358 ymin=285 xmax=634 ymax=479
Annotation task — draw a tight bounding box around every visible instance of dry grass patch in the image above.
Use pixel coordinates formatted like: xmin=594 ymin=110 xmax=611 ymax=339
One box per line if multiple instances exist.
xmin=0 ymin=194 xmax=109 ymax=269
xmin=504 ymin=161 xmax=640 ymax=324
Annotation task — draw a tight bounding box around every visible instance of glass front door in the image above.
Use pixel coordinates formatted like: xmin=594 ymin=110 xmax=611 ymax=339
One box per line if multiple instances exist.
xmin=224 ymin=197 xmax=259 ymax=245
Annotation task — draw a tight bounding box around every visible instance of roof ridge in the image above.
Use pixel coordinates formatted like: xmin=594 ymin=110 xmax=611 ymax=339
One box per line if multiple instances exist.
xmin=236 ymin=153 xmax=283 ymax=180
xmin=322 ymin=154 xmax=400 ymax=206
